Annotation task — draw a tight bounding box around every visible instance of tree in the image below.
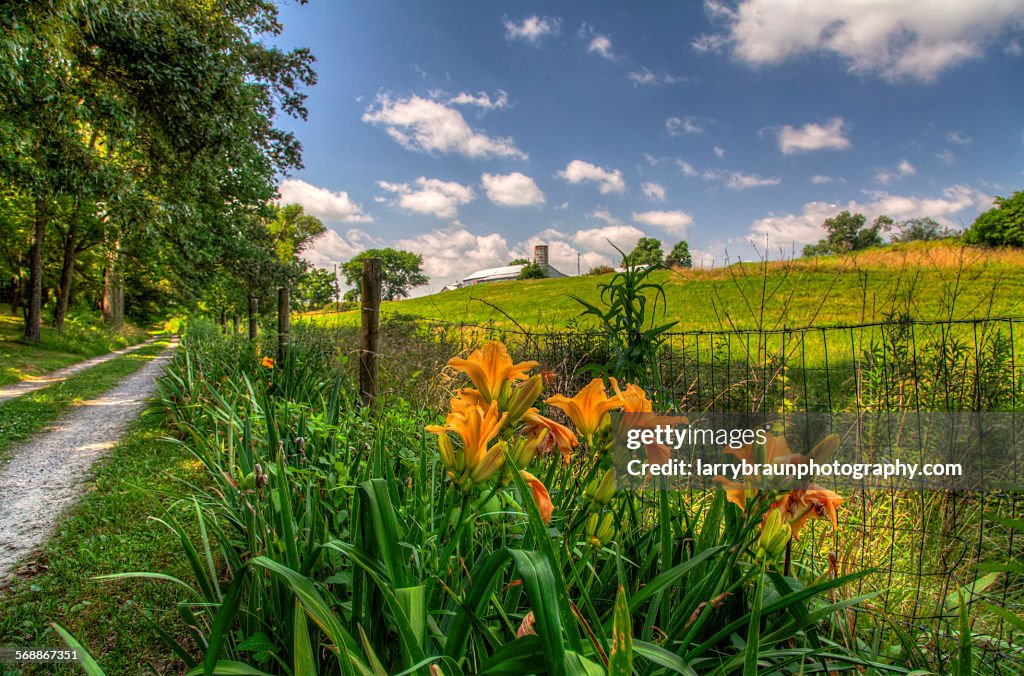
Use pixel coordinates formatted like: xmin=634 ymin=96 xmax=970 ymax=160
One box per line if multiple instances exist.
xmin=508 ymin=257 xmax=529 ymax=265
xmin=627 ymin=237 xmax=663 ymax=266
xmin=341 ymin=248 xmax=428 ymax=301
xmin=802 ymin=211 xmax=886 ymax=257
xmin=587 ymin=265 xmax=615 ymax=275
xmin=295 ymin=265 xmax=338 ymax=311
xmin=665 ymin=240 xmax=693 ymax=268
xmin=965 ymin=191 xmax=1024 ymax=248
xmin=892 ymin=217 xmax=956 ymax=243
xmin=517 ymin=262 xmax=546 ymax=280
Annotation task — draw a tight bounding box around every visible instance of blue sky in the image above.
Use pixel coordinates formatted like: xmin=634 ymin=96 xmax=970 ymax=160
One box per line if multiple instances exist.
xmin=271 ymin=0 xmax=1024 ymax=292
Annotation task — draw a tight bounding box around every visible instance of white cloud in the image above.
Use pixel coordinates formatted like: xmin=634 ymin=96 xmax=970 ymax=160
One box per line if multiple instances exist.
xmin=725 ymin=171 xmax=782 ymax=190
xmin=811 ymin=174 xmax=835 ymax=184
xmin=572 ymin=221 xmax=646 ymax=257
xmin=677 ymin=159 xmax=781 ymax=190
xmin=946 ymin=130 xmax=972 ymax=145
xmin=713 ymin=146 xmax=726 ymax=159
xmin=579 ymin=23 xmax=616 ymax=59
xmin=748 ymin=184 xmax=991 ymax=247
xmin=302 ymin=228 xmax=381 ymax=269
xmin=632 ymin=209 xmax=695 ymax=235
xmin=935 ymin=149 xmax=956 ymax=165
xmin=641 ymin=182 xmax=667 ymax=202
xmin=449 ymin=90 xmax=509 ymax=111
xmin=481 ymin=172 xmax=546 ymax=207
xmin=362 ymin=93 xmax=526 ymax=160
xmin=377 ymin=177 xmax=475 ymax=219
xmin=695 ymin=0 xmax=1024 ymax=82
xmin=666 ymin=115 xmax=703 ymax=136
xmin=874 ymin=159 xmax=917 ymax=184
xmin=778 ymin=118 xmax=851 ymax=154
xmin=557 ymin=160 xmax=626 ymax=194
xmin=278 ymin=179 xmax=373 ymax=223
xmin=396 ymin=227 xmax=514 ymax=288
xmin=503 ymin=15 xmax=561 ymax=45
xmin=628 ymin=67 xmax=687 ymax=85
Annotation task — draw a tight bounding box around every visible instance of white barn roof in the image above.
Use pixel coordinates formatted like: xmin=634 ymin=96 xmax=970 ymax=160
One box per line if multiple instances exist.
xmin=462 ymin=264 xmax=524 ymax=283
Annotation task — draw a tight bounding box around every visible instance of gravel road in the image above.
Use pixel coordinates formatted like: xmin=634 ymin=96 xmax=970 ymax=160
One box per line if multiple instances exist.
xmin=0 ymin=337 xmax=160 ymax=405
xmin=0 ymin=340 xmax=177 ymax=582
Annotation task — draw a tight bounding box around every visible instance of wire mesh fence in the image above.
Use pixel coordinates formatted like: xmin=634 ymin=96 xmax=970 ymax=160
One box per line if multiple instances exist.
xmin=308 ymin=308 xmax=1024 ymax=668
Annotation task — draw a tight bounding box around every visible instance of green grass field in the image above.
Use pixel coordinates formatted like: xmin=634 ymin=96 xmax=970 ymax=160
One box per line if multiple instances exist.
xmin=0 ymin=313 xmax=150 ymax=386
xmin=307 ymin=241 xmax=1024 ymax=333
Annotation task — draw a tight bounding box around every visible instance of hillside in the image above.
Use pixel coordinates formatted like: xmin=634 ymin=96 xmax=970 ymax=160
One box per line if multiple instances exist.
xmin=307 ymin=241 xmax=1024 ymax=332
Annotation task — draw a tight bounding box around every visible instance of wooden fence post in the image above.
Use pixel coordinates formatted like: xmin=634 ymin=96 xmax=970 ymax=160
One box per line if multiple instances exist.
xmin=359 ymin=258 xmax=382 ymax=408
xmin=277 ymin=286 xmax=289 ymax=363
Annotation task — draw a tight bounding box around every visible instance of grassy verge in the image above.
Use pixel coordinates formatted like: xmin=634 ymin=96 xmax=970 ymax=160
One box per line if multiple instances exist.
xmin=0 ymin=313 xmax=151 ymax=387
xmin=0 ymin=341 xmax=169 ymax=461
xmin=0 ymin=413 xmax=202 ymax=674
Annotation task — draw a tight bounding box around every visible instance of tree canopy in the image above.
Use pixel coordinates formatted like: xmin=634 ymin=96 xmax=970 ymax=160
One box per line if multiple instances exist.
xmin=0 ymin=0 xmax=317 ymax=339
xmin=966 ymin=191 xmax=1024 ymax=248
xmin=665 ymin=240 xmax=693 ymax=268
xmin=802 ymin=211 xmax=886 ymax=257
xmin=341 ymin=249 xmax=428 ymax=301
xmin=627 ymin=237 xmax=664 ymax=266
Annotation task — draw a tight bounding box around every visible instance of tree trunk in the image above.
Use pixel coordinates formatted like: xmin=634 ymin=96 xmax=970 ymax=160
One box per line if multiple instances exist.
xmin=219 ymin=309 xmax=226 ymax=332
xmin=23 ymin=196 xmax=46 ymax=342
xmin=53 ymin=209 xmax=80 ymax=332
xmin=248 ymin=295 xmax=257 ymax=340
xmin=102 ymin=237 xmax=123 ymax=331
xmin=10 ymin=275 xmax=20 ymax=314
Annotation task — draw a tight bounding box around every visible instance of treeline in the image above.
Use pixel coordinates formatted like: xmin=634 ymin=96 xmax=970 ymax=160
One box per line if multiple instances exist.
xmin=0 ymin=0 xmax=321 ymax=341
xmin=802 ymin=191 xmax=1024 ymax=258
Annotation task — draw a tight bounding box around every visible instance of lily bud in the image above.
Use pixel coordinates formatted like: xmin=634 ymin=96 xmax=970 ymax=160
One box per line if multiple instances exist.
xmin=807 ymin=433 xmax=841 ymax=464
xmin=586 ymin=512 xmax=616 ymax=548
xmin=505 ymin=375 xmax=543 ymax=423
xmin=469 ymin=440 xmax=507 ymax=484
xmin=584 ymin=468 xmax=616 ymax=507
xmin=756 ymin=509 xmax=791 ymax=562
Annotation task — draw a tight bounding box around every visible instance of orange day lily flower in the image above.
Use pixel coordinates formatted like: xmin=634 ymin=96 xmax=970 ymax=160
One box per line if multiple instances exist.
xmin=545 ymin=377 xmax=623 ymax=443
xmin=772 ymin=485 xmax=844 ymax=538
xmin=523 ymin=408 xmax=579 ymax=462
xmin=426 ymin=400 xmax=509 ymax=485
xmin=520 ymin=470 xmax=554 ymax=524
xmin=448 ymin=341 xmax=539 ymax=403
xmin=261 ymin=356 xmax=275 ymax=368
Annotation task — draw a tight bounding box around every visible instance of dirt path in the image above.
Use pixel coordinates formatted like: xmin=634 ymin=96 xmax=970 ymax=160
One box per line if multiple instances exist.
xmin=0 ymin=337 xmax=161 ymax=405
xmin=0 ymin=340 xmax=177 ymax=582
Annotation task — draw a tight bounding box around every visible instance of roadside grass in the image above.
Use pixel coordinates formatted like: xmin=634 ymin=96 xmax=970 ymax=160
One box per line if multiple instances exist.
xmin=0 ymin=413 xmax=202 ymax=675
xmin=305 ymin=241 xmax=1024 ymax=332
xmin=0 ymin=312 xmax=151 ymax=387
xmin=0 ymin=341 xmax=169 ymax=462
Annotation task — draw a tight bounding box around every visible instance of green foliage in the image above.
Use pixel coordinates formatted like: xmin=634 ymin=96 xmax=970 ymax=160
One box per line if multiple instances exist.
xmin=587 ymin=264 xmax=615 ymax=276
xmin=517 ymin=261 xmax=547 ymax=280
xmin=294 ymin=265 xmax=338 ymax=311
xmin=508 ymin=257 xmax=530 ymax=265
xmin=92 ymin=325 xmax=888 ymax=674
xmin=966 ymin=190 xmax=1024 ymax=247
xmin=893 ymin=216 xmax=956 ymax=242
xmin=341 ymin=248 xmax=429 ymax=301
xmin=802 ymin=211 xmax=887 ymax=256
xmin=571 ymin=249 xmax=676 ymax=385
xmin=626 ymin=236 xmax=664 ymax=266
xmin=665 ymin=240 xmax=693 ymax=268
